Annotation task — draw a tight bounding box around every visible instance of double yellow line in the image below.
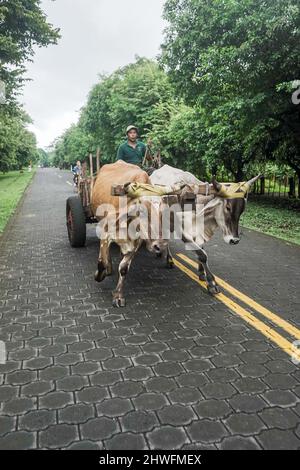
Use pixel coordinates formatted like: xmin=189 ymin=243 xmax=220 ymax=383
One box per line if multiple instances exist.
xmin=174 ymin=253 xmax=300 ymax=361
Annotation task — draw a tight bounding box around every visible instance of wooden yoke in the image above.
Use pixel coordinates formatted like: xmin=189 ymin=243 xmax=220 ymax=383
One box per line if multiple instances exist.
xmin=111 ymin=184 xmax=180 ymax=206
xmin=111 ymin=182 xmax=216 ymax=200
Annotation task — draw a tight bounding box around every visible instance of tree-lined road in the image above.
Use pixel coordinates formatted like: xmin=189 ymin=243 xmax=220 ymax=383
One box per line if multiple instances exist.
xmin=0 ymin=168 xmax=299 ymax=450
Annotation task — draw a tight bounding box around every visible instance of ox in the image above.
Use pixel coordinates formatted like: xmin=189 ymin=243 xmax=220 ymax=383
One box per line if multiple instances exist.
xmin=150 ymin=164 xmax=260 ymax=294
xmin=91 ymin=161 xmax=168 ymax=307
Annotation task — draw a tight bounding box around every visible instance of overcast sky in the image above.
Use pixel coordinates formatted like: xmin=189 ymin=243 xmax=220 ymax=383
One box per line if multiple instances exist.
xmin=22 ymin=0 xmax=166 ymax=149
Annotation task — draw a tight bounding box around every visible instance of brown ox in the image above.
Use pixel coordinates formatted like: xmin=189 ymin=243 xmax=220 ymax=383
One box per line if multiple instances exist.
xmin=91 ymin=161 xmax=168 ymax=307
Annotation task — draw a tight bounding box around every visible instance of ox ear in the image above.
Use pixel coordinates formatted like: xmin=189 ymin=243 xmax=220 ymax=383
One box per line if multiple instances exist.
xmin=247 ymin=175 xmax=262 ymax=186
xmin=212 ymin=176 xmax=222 ymax=193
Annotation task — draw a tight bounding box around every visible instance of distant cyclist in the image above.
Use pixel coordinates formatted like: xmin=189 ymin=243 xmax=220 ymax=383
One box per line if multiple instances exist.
xmin=72 ymin=161 xmax=82 ymax=187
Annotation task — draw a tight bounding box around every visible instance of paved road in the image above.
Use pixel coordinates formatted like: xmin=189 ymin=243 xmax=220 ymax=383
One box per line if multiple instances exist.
xmin=0 ymin=168 xmax=299 ymax=450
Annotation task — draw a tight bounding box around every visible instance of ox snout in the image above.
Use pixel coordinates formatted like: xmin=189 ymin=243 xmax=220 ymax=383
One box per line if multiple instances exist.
xmin=146 ymin=240 xmax=168 ymax=255
xmin=153 ymin=243 xmax=162 ymax=254
xmin=224 ymin=235 xmax=240 ymax=245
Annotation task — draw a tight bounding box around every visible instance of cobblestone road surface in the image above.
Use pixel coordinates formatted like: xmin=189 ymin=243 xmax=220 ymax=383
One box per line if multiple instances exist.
xmin=0 ymin=168 xmax=299 ymax=450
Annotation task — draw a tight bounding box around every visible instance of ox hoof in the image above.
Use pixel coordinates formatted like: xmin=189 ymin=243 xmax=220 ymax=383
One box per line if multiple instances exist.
xmin=207 ymin=284 xmax=221 ymax=295
xmin=166 ymin=260 xmax=175 ymax=269
xmin=112 ymin=297 xmax=126 ymax=308
xmin=94 ymin=269 xmax=107 ymax=283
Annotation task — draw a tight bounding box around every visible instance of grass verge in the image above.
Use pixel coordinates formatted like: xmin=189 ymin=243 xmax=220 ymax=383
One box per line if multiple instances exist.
xmin=241 ymin=196 xmax=300 ymax=245
xmin=0 ymin=169 xmax=36 ymax=234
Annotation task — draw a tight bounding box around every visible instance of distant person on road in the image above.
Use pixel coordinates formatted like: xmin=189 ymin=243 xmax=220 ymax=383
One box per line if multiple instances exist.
xmin=72 ymin=160 xmax=82 ymax=186
xmin=117 ymin=125 xmax=151 ymax=167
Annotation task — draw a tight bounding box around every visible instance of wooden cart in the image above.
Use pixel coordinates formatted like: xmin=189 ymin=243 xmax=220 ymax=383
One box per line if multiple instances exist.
xmin=66 ymin=152 xmax=100 ymax=248
xmin=66 ymin=150 xmax=217 ymax=248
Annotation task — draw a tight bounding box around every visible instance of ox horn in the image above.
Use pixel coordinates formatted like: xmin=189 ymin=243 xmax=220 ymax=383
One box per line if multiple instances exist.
xmin=212 ymin=176 xmax=222 ymax=193
xmin=247 ymin=175 xmax=262 ymax=186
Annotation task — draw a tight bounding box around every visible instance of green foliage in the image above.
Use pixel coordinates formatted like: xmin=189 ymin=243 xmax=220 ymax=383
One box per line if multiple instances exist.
xmin=54 ymin=57 xmax=208 ymax=175
xmin=52 ymin=124 xmax=93 ymax=168
xmin=0 ymin=0 xmax=60 ymax=104
xmin=0 ymin=169 xmax=36 ymax=232
xmin=0 ymin=0 xmax=59 ymax=172
xmin=241 ymin=199 xmax=300 ymax=245
xmin=0 ymin=109 xmax=38 ymax=172
xmin=162 ymin=0 xmax=300 ymax=179
xmin=38 ymin=148 xmax=50 ymax=167
xmin=53 ymin=1 xmax=300 ymax=184
xmin=147 ymin=101 xmax=208 ymax=177
xmin=79 ymin=58 xmax=175 ymax=161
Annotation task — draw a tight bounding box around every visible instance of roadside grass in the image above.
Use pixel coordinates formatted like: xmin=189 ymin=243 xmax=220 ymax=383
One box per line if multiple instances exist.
xmin=241 ymin=197 xmax=300 ymax=245
xmin=0 ymin=169 xmax=36 ymax=234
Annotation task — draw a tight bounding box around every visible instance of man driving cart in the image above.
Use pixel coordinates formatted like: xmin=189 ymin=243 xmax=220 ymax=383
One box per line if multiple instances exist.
xmin=116 ymin=125 xmax=153 ymax=170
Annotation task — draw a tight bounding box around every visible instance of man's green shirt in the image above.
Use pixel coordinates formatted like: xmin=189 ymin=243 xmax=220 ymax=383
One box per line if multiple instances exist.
xmin=117 ymin=140 xmax=147 ymax=165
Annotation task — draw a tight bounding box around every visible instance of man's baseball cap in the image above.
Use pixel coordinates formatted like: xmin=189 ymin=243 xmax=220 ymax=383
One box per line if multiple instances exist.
xmin=126 ymin=125 xmax=138 ymax=134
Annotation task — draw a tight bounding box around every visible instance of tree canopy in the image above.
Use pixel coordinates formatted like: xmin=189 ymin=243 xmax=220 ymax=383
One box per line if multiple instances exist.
xmin=80 ymin=58 xmax=175 ymax=160
xmin=161 ymin=0 xmax=300 ymax=179
xmin=29 ymin=0 xmax=300 ymax=184
xmin=0 ymin=0 xmax=59 ymax=171
xmin=0 ymin=0 xmax=59 ymax=103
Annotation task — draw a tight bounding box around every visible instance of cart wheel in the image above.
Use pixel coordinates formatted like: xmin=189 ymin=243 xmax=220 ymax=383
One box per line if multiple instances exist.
xmin=66 ymin=196 xmax=86 ymax=247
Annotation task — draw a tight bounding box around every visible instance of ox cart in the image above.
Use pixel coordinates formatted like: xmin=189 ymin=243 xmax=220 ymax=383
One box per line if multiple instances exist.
xmin=66 ymin=153 xmax=222 ymax=249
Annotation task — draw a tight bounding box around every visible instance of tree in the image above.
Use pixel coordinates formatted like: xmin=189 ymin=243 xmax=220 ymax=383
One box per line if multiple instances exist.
xmin=80 ymin=58 xmax=175 ymax=161
xmin=161 ymin=0 xmax=300 ymax=179
xmin=0 ymin=112 xmax=20 ymax=171
xmin=0 ymin=110 xmax=37 ymax=171
xmin=0 ymin=0 xmax=60 ymax=105
xmin=52 ymin=124 xmax=93 ymax=168
xmin=38 ymin=148 xmax=50 ymax=167
xmin=0 ymin=0 xmax=59 ymax=171
xmin=147 ymin=100 xmax=209 ymax=177
xmin=54 ymin=57 xmax=212 ymax=178
xmin=15 ymin=127 xmax=38 ymax=169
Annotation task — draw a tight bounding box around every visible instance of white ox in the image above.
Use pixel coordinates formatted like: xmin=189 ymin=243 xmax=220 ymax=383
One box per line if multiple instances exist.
xmin=150 ymin=164 xmax=203 ymax=186
xmin=150 ymin=164 xmax=259 ymax=294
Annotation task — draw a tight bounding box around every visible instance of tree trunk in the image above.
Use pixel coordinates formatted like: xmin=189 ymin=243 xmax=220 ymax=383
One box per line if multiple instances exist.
xmin=288 ymin=176 xmax=296 ymax=198
xmin=296 ymin=170 xmax=300 ymax=199
xmin=234 ymin=157 xmax=245 ymax=182
xmin=235 ymin=167 xmax=244 ymax=182
xmin=260 ymin=176 xmax=265 ymax=195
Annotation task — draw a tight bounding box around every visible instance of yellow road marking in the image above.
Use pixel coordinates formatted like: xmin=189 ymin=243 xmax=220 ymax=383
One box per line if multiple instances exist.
xmin=177 ymin=253 xmax=300 ymax=341
xmin=173 ymin=258 xmax=300 ymax=361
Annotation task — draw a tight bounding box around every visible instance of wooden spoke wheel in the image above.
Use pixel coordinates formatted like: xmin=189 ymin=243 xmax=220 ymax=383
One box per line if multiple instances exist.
xmin=66 ymin=196 xmax=86 ymax=247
